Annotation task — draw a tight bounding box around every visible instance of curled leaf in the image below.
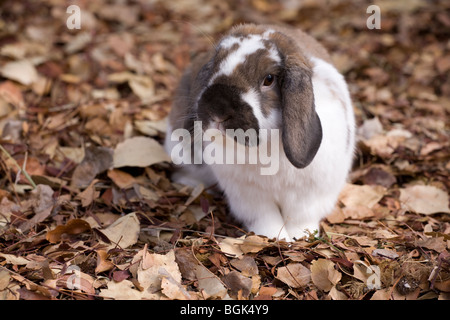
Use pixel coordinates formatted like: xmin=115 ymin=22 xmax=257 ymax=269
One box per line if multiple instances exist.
xmin=46 ymin=219 xmax=91 ymax=243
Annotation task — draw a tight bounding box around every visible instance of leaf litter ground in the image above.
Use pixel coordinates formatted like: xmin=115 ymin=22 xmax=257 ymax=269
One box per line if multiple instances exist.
xmin=0 ymin=0 xmax=449 ymax=300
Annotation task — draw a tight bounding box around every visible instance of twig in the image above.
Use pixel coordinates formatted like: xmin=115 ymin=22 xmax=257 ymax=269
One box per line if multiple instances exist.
xmin=0 ymin=144 xmax=37 ymax=189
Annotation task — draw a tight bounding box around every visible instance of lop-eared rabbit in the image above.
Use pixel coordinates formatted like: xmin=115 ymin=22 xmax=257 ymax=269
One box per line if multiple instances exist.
xmin=165 ymin=24 xmax=355 ymax=241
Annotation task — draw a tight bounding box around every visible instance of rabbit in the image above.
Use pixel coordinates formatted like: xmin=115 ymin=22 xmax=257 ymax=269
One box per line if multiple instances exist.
xmin=164 ymin=24 xmax=355 ymax=241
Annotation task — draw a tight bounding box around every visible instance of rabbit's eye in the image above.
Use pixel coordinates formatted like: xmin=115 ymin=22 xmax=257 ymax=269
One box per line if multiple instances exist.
xmin=263 ymin=74 xmax=275 ymax=86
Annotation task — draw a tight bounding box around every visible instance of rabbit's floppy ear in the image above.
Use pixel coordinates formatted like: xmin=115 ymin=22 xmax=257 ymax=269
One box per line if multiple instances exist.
xmin=280 ymin=56 xmax=322 ymax=169
xmin=180 ymin=52 xmax=215 ymax=133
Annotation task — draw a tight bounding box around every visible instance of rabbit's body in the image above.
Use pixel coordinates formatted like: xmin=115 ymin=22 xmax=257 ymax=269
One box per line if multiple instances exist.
xmin=164 ymin=24 xmax=355 ymax=241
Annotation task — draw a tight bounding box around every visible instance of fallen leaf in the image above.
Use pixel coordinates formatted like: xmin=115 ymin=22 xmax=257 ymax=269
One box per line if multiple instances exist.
xmin=434 ymin=279 xmax=450 ymax=292
xmin=415 ymin=237 xmax=447 ymax=252
xmin=361 ymin=166 xmax=396 ymax=188
xmin=101 ymin=212 xmax=140 ymax=249
xmin=371 ymin=288 xmax=391 ymax=300
xmin=0 ymin=253 xmax=30 ymax=265
xmin=339 ymin=184 xmax=386 ymax=209
xmin=113 ymin=136 xmax=171 ymax=168
xmin=372 ymin=248 xmax=399 ymax=259
xmin=326 ymin=207 xmax=346 ymax=224
xmin=360 ymin=129 xmax=412 ymax=158
xmin=99 ymin=279 xmax=159 ymax=300
xmin=258 ymin=286 xmax=278 ymax=299
xmin=128 ymin=76 xmax=155 ymax=103
xmin=222 ymin=270 xmax=253 ymax=298
xmin=352 ymin=236 xmax=378 ymax=247
xmin=17 ymin=287 xmax=51 ymax=300
xmin=112 ymin=270 xmax=130 ymax=282
xmin=352 ymin=260 xmax=381 ymax=290
xmin=0 ymin=60 xmax=38 ymax=85
xmin=46 ymin=219 xmax=91 ymax=243
xmin=161 ymin=274 xmax=193 ymax=300
xmin=400 ymin=185 xmax=450 ymax=215
xmin=107 ymin=169 xmax=136 ymax=189
xmin=95 ymin=250 xmax=115 ymax=273
xmin=56 ymin=269 xmax=96 ymax=296
xmin=77 ymin=179 xmax=100 ymax=207
xmin=310 ymin=259 xmax=342 ymax=292
xmin=240 ymin=235 xmax=270 ymax=254
xmin=342 ymin=205 xmax=375 ymax=220
xmin=71 ymin=146 xmax=113 ymax=188
xmin=218 ymin=237 xmax=244 ymax=258
xmin=134 ymin=119 xmax=167 ymax=136
xmin=329 ymin=285 xmax=348 ymax=300
xmin=230 ymin=256 xmax=258 ymax=277
xmin=175 ymin=248 xmax=199 ymax=281
xmin=0 ymin=80 xmax=25 ymax=109
xmin=0 ymin=270 xmax=11 ymax=291
xmin=185 ymin=183 xmax=204 ymax=206
xmin=276 ymin=263 xmax=311 ymax=288
xmin=194 ymin=264 xmax=228 ymax=299
xmin=18 ymin=184 xmax=54 ymax=232
xmin=131 ymin=248 xmax=185 ymax=299
xmin=357 ymin=117 xmax=384 ymax=140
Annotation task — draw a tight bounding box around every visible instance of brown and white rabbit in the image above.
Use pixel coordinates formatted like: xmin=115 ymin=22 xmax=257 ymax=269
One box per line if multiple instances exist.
xmin=164 ymin=24 xmax=355 ymax=241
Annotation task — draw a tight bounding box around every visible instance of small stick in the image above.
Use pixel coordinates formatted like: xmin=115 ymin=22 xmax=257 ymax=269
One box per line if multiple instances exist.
xmin=0 ymin=144 xmax=37 ymax=189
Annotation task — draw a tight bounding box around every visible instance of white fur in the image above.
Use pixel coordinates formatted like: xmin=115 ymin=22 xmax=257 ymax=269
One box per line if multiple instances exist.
xmin=164 ymin=34 xmax=355 ymax=241
xmin=207 ymin=57 xmax=355 ymax=241
xmin=241 ymin=89 xmax=281 ymax=133
xmin=211 ymin=30 xmax=280 ymax=85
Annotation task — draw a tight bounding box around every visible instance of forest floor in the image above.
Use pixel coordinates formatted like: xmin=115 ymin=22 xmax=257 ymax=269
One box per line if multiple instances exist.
xmin=0 ymin=0 xmax=449 ymax=300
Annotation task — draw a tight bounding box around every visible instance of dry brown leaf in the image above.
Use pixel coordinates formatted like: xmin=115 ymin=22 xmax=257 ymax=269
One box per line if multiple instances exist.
xmin=0 ymin=80 xmax=25 ymax=109
xmin=399 ymin=185 xmax=450 ymax=215
xmin=99 ymin=279 xmax=159 ymax=300
xmin=276 ymin=263 xmax=311 ymax=288
xmin=230 ymin=256 xmax=258 ymax=277
xmin=342 ymin=205 xmax=375 ymax=220
xmin=361 ymin=166 xmax=397 ymax=188
xmin=219 ymin=237 xmax=244 ymax=258
xmin=240 ymin=235 xmax=270 ymax=254
xmin=194 ymin=264 xmax=228 ymax=299
xmin=77 ymin=179 xmax=100 ymax=207
xmin=258 ymin=286 xmax=278 ymax=298
xmin=0 ymin=60 xmax=38 ymax=85
xmin=415 ymin=237 xmax=447 ymax=252
xmin=133 ymin=248 xmax=184 ymax=298
xmin=71 ymin=146 xmax=113 ymax=188
xmin=0 ymin=270 xmax=11 ymax=291
xmin=18 ymin=184 xmax=54 ymax=232
xmin=107 ymin=169 xmax=136 ymax=189
xmin=95 ymin=250 xmax=115 ymax=273
xmin=0 ymin=253 xmax=30 ymax=265
xmin=134 ymin=119 xmax=167 ymax=136
xmin=55 ymin=269 xmax=96 ymax=296
xmin=222 ymin=270 xmax=253 ymax=298
xmin=357 ymin=117 xmax=384 ymax=140
xmin=372 ymin=248 xmax=399 ymax=259
xmin=371 ymin=288 xmax=391 ymax=300
xmin=352 ymin=235 xmax=378 ymax=247
xmin=352 ymin=261 xmax=381 ymax=289
xmin=101 ymin=212 xmax=140 ymax=249
xmin=434 ymin=279 xmax=450 ymax=293
xmin=339 ymin=184 xmax=386 ymax=209
xmin=174 ymin=248 xmax=200 ymax=281
xmin=46 ymin=219 xmax=91 ymax=243
xmin=329 ymin=285 xmax=348 ymax=300
xmin=161 ymin=275 xmax=193 ymax=300
xmin=113 ymin=136 xmax=171 ymax=168
xmin=310 ymin=259 xmax=342 ymax=292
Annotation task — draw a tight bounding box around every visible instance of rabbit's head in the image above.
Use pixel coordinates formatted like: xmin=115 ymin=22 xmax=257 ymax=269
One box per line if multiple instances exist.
xmin=187 ymin=24 xmax=323 ymax=168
